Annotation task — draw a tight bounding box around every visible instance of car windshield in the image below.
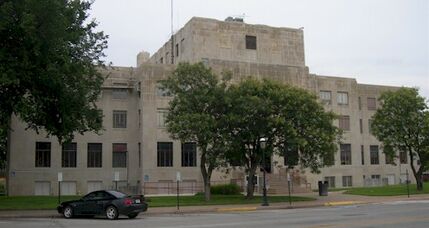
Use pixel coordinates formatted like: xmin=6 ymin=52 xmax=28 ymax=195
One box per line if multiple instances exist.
xmin=107 ymin=190 xmax=127 ymax=198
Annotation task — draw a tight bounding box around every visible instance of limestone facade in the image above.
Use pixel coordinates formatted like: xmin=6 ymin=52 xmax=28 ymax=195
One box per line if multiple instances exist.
xmin=7 ymin=17 xmax=414 ymax=196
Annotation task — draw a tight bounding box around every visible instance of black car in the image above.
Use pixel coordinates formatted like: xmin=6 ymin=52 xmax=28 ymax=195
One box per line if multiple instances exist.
xmin=57 ymin=190 xmax=148 ymax=220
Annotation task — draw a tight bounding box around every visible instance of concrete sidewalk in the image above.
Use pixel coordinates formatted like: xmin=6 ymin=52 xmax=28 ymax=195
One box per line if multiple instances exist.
xmin=1 ymin=192 xmax=429 ymax=219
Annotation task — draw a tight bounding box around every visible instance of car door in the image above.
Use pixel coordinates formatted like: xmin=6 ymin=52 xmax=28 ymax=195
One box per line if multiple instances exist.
xmin=93 ymin=191 xmax=114 ymax=215
xmin=77 ymin=192 xmax=98 ymax=215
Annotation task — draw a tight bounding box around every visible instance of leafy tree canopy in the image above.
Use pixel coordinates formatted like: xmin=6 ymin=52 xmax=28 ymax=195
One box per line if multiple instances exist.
xmin=0 ymin=0 xmax=107 ymax=143
xmin=371 ymin=87 xmax=429 ymax=190
xmin=224 ymin=79 xmax=340 ymax=197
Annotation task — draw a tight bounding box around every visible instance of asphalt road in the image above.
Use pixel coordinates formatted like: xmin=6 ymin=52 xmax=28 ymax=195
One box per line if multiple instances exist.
xmin=1 ymin=200 xmax=428 ymax=228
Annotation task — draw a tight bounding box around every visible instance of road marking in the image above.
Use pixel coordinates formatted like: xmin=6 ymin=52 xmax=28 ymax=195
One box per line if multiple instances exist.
xmin=216 ymin=207 xmax=257 ymax=212
xmin=324 ymin=201 xmax=365 ymax=206
xmin=382 ymin=200 xmax=429 ymax=205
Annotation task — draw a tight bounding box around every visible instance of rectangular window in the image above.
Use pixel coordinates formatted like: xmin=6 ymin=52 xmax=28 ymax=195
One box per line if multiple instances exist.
xmin=337 ymin=92 xmax=349 ymax=105
xmin=385 ymin=154 xmax=394 ymax=165
xmin=342 ymin=176 xmax=353 ymax=187
xmin=181 ymin=142 xmax=197 ymax=167
xmin=361 ymin=145 xmax=365 ymax=165
xmin=371 ymin=174 xmax=380 ymax=180
xmin=113 ymin=110 xmax=127 ymax=128
xmin=324 ymin=176 xmax=335 ymax=188
xmin=112 ymin=88 xmax=128 ymax=99
xmin=160 ymin=57 xmax=163 ymax=64
xmin=35 ymin=142 xmax=51 ymax=167
xmin=180 ymin=38 xmax=185 ymax=53
xmin=165 ymin=52 xmax=169 ymax=63
xmin=62 ymin=143 xmax=77 ymax=168
xmin=112 ymin=143 xmax=127 ymax=168
xmin=358 ymin=97 xmax=362 ymax=110
xmin=340 ymin=144 xmax=352 ymax=165
xmin=367 ymin=97 xmax=376 ymax=110
xmin=157 ymin=108 xmax=168 ymax=128
xmin=339 ymin=115 xmax=350 ymax=131
xmin=156 ymin=85 xmax=172 ymax=97
xmin=138 ymin=143 xmax=141 ymax=168
xmin=400 ymin=151 xmax=408 ymax=164
xmin=319 ymin=91 xmax=332 ymax=105
xmin=368 ymin=119 xmax=373 ymax=134
xmin=370 ymin=145 xmax=379 ymax=165
xmin=245 ymin=35 xmax=257 ymax=50
xmin=175 ymin=43 xmax=179 ymax=57
xmin=359 ymin=119 xmax=363 ymax=133
xmin=157 ymin=142 xmax=173 ymax=167
xmin=87 ymin=143 xmax=102 ymax=168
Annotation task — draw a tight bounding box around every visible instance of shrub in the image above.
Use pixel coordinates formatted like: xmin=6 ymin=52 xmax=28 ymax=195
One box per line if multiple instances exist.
xmin=210 ymin=183 xmax=241 ymax=195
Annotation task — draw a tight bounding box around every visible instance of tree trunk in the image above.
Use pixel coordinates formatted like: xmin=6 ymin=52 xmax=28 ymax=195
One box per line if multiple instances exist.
xmin=200 ymin=150 xmax=212 ymax=201
xmin=409 ymin=149 xmax=424 ymax=191
xmin=246 ymin=165 xmax=257 ymax=198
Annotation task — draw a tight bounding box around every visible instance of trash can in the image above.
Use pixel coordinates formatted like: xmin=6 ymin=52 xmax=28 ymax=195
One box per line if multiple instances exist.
xmin=318 ymin=181 xmax=328 ymax=196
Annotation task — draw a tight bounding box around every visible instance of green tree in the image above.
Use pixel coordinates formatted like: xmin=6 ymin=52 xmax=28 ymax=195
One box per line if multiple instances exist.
xmin=0 ymin=0 xmax=107 ymax=142
xmin=224 ymin=79 xmax=340 ymax=198
xmin=371 ymin=88 xmax=429 ymax=191
xmin=160 ymin=62 xmax=229 ymax=201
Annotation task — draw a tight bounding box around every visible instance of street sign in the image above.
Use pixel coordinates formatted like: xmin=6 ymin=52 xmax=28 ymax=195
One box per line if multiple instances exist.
xmin=114 ymin=172 xmax=120 ymax=181
xmin=58 ymin=172 xmax=63 ymax=182
xmin=176 ymin=171 xmax=181 ymax=182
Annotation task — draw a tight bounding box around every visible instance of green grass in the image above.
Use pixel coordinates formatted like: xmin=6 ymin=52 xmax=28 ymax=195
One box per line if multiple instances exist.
xmin=344 ymin=183 xmax=429 ymax=196
xmin=0 ymin=194 xmax=314 ymax=210
xmin=146 ymin=194 xmax=315 ymax=207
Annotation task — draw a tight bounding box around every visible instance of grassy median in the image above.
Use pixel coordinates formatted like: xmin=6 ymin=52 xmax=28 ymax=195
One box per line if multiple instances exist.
xmin=0 ymin=194 xmax=314 ymax=210
xmin=344 ymin=183 xmax=429 ymax=196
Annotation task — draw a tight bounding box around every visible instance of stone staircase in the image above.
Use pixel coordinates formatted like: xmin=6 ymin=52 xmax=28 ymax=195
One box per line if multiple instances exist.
xmin=266 ymin=171 xmax=311 ymax=194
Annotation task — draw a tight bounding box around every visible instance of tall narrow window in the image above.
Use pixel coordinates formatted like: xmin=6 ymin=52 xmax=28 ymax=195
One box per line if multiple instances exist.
xmin=245 ymin=35 xmax=257 ymax=50
xmin=181 ymin=142 xmax=197 ymax=167
xmin=370 ymin=145 xmax=379 ymax=165
xmin=62 ymin=143 xmax=77 ymax=168
xmin=157 ymin=108 xmax=168 ymax=128
xmin=339 ymin=116 xmax=350 ymax=131
xmin=358 ymin=97 xmax=362 ymax=110
xmin=359 ymin=119 xmax=363 ymax=133
xmin=368 ymin=119 xmax=373 ymax=134
xmin=157 ymin=142 xmax=173 ymax=167
xmin=340 ymin=144 xmax=352 ymax=165
xmin=319 ymin=91 xmax=332 ymax=105
xmin=138 ymin=143 xmax=141 ymax=168
xmin=361 ymin=145 xmax=365 ymax=165
xmin=175 ymin=43 xmax=179 ymax=57
xmin=180 ymin=38 xmax=185 ymax=53
xmin=112 ymin=143 xmax=127 ymax=168
xmin=400 ymin=151 xmax=408 ymax=164
xmin=35 ymin=142 xmax=51 ymax=167
xmin=367 ymin=97 xmax=376 ymax=110
xmin=385 ymin=153 xmax=394 ymax=165
xmin=113 ymin=110 xmax=127 ymax=128
xmin=87 ymin=143 xmax=102 ymax=168
xmin=337 ymin=92 xmax=349 ymax=105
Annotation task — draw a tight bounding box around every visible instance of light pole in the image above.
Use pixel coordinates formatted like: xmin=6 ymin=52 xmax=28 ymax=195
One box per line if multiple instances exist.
xmin=260 ymin=137 xmax=269 ymax=206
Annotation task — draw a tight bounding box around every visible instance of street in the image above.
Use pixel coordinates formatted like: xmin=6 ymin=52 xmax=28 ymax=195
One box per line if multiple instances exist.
xmin=1 ymin=201 xmax=428 ymax=228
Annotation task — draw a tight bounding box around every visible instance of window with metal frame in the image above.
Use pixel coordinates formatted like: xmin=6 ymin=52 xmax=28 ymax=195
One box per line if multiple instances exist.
xmin=112 ymin=143 xmax=127 ymax=168
xmin=181 ymin=142 xmax=197 ymax=167
xmin=35 ymin=142 xmax=51 ymax=167
xmin=62 ymin=143 xmax=77 ymax=167
xmin=87 ymin=143 xmax=102 ymax=168
xmin=157 ymin=142 xmax=173 ymax=167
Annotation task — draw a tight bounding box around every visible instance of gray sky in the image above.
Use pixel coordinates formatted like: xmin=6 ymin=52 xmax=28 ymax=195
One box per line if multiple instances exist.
xmin=90 ymin=0 xmax=429 ymax=99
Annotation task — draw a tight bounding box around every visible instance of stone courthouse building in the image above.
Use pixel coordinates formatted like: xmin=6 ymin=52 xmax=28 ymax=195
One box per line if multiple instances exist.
xmin=7 ymin=17 xmax=414 ymax=196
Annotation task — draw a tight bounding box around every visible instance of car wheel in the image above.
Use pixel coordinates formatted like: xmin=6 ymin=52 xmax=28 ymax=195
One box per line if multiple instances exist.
xmin=63 ymin=206 xmax=73 ymax=219
xmin=105 ymin=206 xmax=119 ymax=220
xmin=128 ymin=213 xmax=138 ymax=219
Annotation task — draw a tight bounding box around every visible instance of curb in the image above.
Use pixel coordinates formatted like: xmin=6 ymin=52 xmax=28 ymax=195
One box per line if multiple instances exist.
xmin=216 ymin=207 xmax=257 ymax=212
xmin=324 ymin=201 xmax=366 ymax=206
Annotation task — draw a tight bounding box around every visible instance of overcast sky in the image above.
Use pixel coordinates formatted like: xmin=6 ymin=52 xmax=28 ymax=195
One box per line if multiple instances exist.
xmin=90 ymin=0 xmax=429 ymax=99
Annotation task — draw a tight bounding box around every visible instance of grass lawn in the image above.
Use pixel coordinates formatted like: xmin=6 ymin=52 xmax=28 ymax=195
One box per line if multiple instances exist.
xmin=344 ymin=182 xmax=429 ymax=196
xmin=0 ymin=194 xmax=314 ymax=210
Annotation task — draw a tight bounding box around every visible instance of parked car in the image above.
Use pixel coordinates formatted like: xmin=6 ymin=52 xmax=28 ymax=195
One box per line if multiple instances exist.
xmin=57 ymin=190 xmax=148 ymax=220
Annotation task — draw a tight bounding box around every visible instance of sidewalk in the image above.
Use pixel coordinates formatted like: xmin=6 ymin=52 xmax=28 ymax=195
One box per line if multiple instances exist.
xmin=1 ymin=191 xmax=429 ymax=219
